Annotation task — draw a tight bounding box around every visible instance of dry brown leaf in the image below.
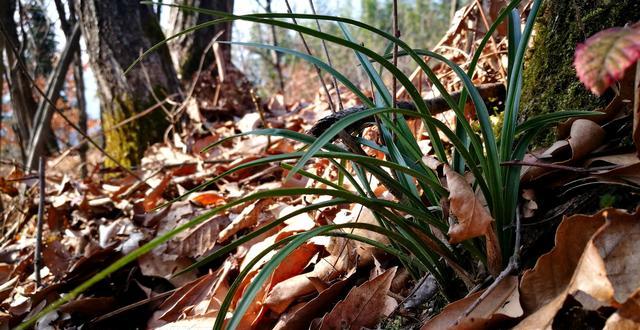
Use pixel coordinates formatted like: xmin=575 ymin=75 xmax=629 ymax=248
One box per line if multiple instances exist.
xmin=149 ymin=261 xmax=232 ymax=328
xmin=562 ymin=119 xmax=606 ymax=162
xmin=273 ymin=276 xmax=351 ymax=330
xmin=319 ymin=267 xmax=397 ymax=330
xmin=444 ymin=165 xmax=502 ymax=275
xmin=421 ymin=275 xmax=522 ymax=330
xmin=334 ymin=205 xmax=390 ymax=266
xmin=591 ymin=210 xmax=640 ymax=304
xmin=166 ymin=215 xmax=230 ymax=259
xmin=444 ymin=165 xmax=492 ymax=243
xmin=218 ymin=198 xmax=273 ymax=243
xmin=265 ymin=238 xmax=357 ymax=312
xmin=138 ymin=253 xmax=198 ymax=287
xmin=262 ymin=243 xmax=319 ymax=314
xmin=240 ymin=243 xmax=319 ymax=328
xmin=516 ymin=208 xmax=640 ymax=329
xmin=592 ymin=162 xmax=640 ymax=186
xmin=604 ymin=288 xmax=640 ymax=329
xmin=522 ymin=119 xmax=606 ymax=183
xmin=156 ymin=317 xmax=217 ymax=330
xmin=519 ymin=211 xmax=606 ymax=314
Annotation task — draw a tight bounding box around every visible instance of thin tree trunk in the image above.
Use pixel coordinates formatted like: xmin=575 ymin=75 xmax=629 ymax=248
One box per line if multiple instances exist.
xmin=77 ymin=0 xmax=180 ymax=168
xmin=265 ymin=0 xmax=286 ymax=98
xmin=55 ymin=0 xmax=88 ymax=177
xmin=167 ymin=0 xmax=234 ymax=81
xmin=27 ymin=24 xmax=80 ymax=170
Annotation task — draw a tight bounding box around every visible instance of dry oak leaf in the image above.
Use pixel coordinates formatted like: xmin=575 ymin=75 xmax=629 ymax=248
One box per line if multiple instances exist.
xmin=421 ymin=275 xmax=522 ymax=330
xmin=318 ymin=267 xmax=397 ymax=330
xmin=444 ymin=165 xmax=502 ymax=276
xmin=516 ymin=208 xmax=640 ymax=329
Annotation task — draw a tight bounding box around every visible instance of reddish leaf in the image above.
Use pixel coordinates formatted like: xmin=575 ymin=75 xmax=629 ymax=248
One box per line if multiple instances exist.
xmin=574 ymin=24 xmax=640 ymax=96
xmin=190 ymin=192 xmax=225 ymax=207
xmin=143 ymin=174 xmax=172 ymax=212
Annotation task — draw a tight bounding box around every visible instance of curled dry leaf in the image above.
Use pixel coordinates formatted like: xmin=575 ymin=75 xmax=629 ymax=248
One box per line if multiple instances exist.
xmin=522 ymin=119 xmax=605 ymax=183
xmin=574 ymin=24 xmax=640 ymax=96
xmin=444 ymin=165 xmax=502 ymax=275
xmin=319 ymin=267 xmax=397 ymax=330
xmin=422 ymin=275 xmax=522 ymax=330
xmin=516 ymin=208 xmax=640 ymax=329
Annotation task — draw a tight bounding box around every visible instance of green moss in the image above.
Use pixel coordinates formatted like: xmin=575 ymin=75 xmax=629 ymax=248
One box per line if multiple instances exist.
xmin=520 ymin=0 xmax=640 ymax=147
xmin=102 ymin=87 xmax=169 ymax=169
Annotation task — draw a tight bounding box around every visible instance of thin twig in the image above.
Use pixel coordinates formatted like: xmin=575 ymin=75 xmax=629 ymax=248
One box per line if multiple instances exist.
xmin=308 ymin=0 xmax=343 ymax=110
xmin=264 ymin=0 xmax=286 ymax=103
xmin=249 ymin=88 xmax=271 ymax=150
xmin=34 ymin=156 xmax=45 ymax=287
xmin=284 ymin=0 xmax=336 ymax=113
xmin=500 ymin=160 xmax=618 ymax=173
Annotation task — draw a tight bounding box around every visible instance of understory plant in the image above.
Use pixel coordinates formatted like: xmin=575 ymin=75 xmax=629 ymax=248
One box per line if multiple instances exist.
xmin=21 ymin=0 xmax=598 ymax=329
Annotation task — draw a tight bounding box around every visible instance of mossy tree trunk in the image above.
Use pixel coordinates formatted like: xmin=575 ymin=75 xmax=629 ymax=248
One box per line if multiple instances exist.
xmin=520 ymin=0 xmax=640 ymax=145
xmin=77 ymin=0 xmax=180 ymax=168
xmin=167 ymin=0 xmax=234 ymax=81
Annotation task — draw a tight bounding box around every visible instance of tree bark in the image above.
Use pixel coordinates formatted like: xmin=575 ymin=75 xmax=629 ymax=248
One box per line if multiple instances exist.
xmin=167 ymin=0 xmax=234 ymax=81
xmin=77 ymin=0 xmax=180 ymax=168
xmin=520 ymin=0 xmax=640 ymax=145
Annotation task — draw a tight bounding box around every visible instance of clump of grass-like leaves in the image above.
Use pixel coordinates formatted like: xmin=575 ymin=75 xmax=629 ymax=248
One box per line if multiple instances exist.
xmin=20 ymin=0 xmax=598 ymax=329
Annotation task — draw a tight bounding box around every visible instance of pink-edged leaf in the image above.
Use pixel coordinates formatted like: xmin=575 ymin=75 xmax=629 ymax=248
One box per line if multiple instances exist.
xmin=574 ymin=24 xmax=640 ymax=96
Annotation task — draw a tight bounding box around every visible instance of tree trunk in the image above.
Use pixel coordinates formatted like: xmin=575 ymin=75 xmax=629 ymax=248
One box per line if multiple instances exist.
xmin=54 ymin=0 xmax=88 ymax=177
xmin=0 ymin=0 xmax=39 ymax=162
xmin=520 ymin=0 xmax=640 ymax=145
xmin=167 ymin=0 xmax=234 ymax=81
xmin=77 ymin=0 xmax=180 ymax=168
